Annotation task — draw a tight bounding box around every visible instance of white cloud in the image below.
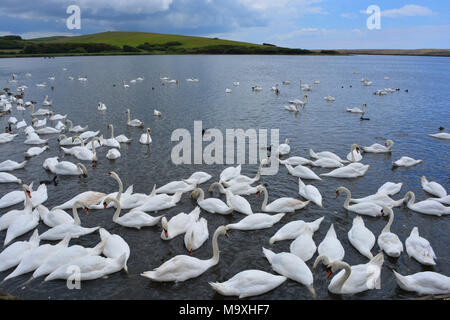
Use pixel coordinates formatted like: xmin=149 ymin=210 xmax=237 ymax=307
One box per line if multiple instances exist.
xmin=76 ymin=0 xmax=173 ymax=15
xmin=381 ymin=5 xmax=434 ymax=18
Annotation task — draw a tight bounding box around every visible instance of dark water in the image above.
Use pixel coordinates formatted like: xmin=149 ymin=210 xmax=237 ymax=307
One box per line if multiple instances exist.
xmin=0 ymin=55 xmax=449 ymax=300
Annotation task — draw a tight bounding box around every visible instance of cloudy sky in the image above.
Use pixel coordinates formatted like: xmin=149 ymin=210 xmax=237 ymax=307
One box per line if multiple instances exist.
xmin=0 ymin=0 xmax=448 ymax=49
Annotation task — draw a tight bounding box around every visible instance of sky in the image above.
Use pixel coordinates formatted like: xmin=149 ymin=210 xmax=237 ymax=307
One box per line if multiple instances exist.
xmin=0 ymin=0 xmax=449 ymax=49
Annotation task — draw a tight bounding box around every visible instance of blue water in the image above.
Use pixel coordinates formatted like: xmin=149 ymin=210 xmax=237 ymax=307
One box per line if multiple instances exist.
xmin=0 ymin=54 xmax=449 ymax=300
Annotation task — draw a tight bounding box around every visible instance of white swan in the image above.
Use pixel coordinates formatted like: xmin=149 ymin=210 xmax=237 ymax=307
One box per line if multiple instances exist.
xmin=24 ymin=132 xmax=47 ymax=145
xmin=346 ymin=103 xmax=366 ymax=113
xmin=377 ymin=182 xmax=403 ymax=196
xmin=226 ymin=213 xmax=285 ymax=231
xmin=350 ymin=191 xmax=404 ymax=208
xmin=290 ymin=226 xmax=318 ymax=262
xmin=378 ymin=207 xmax=403 ymax=258
xmin=209 ymin=183 xmax=253 ymax=215
xmin=126 ymin=108 xmax=144 ymax=127
xmin=104 ymin=197 xmax=162 ymax=230
xmin=49 ymin=160 xmax=88 ymax=176
xmin=0 ymin=230 xmax=39 ymax=272
xmin=104 ymin=124 xmax=120 ymax=148
xmin=131 ymin=189 xmax=182 ymax=213
xmin=39 ymin=201 xmax=99 ymax=241
xmin=0 ymin=184 xmax=32 ymax=230
xmin=72 ymin=137 xmax=101 ymax=163
xmin=184 ymin=216 xmax=209 ymax=255
xmin=31 ymin=117 xmax=47 ymax=128
xmin=393 ymin=156 xmax=423 ymax=167
xmin=98 ymin=228 xmax=130 ymax=273
xmin=311 ymin=157 xmax=344 ymax=168
xmin=362 ymin=139 xmax=394 ymax=153
xmin=58 ymin=134 xmax=82 ymax=146
xmin=141 ymin=225 xmax=228 ymax=282
xmin=219 ymin=165 xmax=241 ymax=184
xmin=79 ymin=130 xmax=100 ymax=140
xmin=421 ymin=176 xmax=447 ymax=198
xmin=317 ymin=253 xmax=384 ymax=294
xmin=36 ymin=127 xmax=62 ymax=135
xmin=160 ymin=207 xmax=200 ymax=240
xmin=320 ymin=162 xmax=370 ymax=178
xmin=0 ymin=182 xmax=35 ymax=209
xmin=209 ymin=269 xmax=287 ymax=298
xmin=108 ymin=124 xmax=131 ymax=143
xmin=269 ymin=217 xmax=324 ymax=245
xmin=284 ymin=104 xmax=299 ymax=112
xmin=277 ymin=138 xmax=291 ymax=155
xmin=285 ymin=164 xmax=321 ymax=180
xmin=154 ymin=109 xmax=162 ymax=116
xmin=209 ymin=181 xmax=260 ymax=196
xmin=393 ymin=271 xmax=450 ymax=295
xmin=336 ymin=186 xmax=383 ymax=217
xmin=106 ymin=148 xmax=121 ymax=160
xmin=256 ymin=185 xmax=310 ymax=213
xmin=97 ymin=102 xmax=107 ymax=111
xmin=65 ymin=120 xmax=88 ymax=133
xmin=156 ymin=180 xmax=197 ymax=194
xmin=428 ymin=132 xmax=450 ymax=140
xmin=348 ymin=215 xmax=375 ymax=259
xmin=25 ymin=146 xmax=49 ymax=158
xmin=52 ymin=191 xmax=107 ymax=210
xmin=49 ymin=112 xmax=67 ymax=121
xmin=139 ymin=128 xmax=152 ymax=144
xmin=298 ymin=178 xmax=322 ymax=207
xmin=309 ymin=148 xmax=349 ymax=164
xmin=346 ymin=144 xmax=362 ymax=162
xmin=222 ymin=159 xmax=268 ymax=186
xmin=405 ymin=227 xmax=436 ymax=265
xmin=3 ymin=236 xmax=70 ymax=282
xmin=4 ymin=208 xmax=39 ymax=246
xmin=316 ymin=224 xmax=345 ymax=265
xmin=37 ymin=205 xmax=75 ymax=227
xmin=0 ymin=133 xmax=18 ymax=144
xmin=427 ymin=195 xmax=450 ymax=205
xmin=191 ymin=188 xmax=233 ymax=215
xmin=278 ymin=156 xmax=313 ymax=166
xmin=0 ymin=160 xmax=27 ymax=172
xmin=183 ymin=172 xmax=212 ymax=185
xmin=404 ymin=191 xmax=450 ymax=216
xmin=262 ymin=248 xmax=315 ymax=296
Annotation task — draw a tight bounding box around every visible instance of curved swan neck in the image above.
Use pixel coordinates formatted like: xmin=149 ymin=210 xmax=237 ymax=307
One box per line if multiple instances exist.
xmin=66 ymin=120 xmax=73 ymax=129
xmin=196 ymin=188 xmax=205 ymax=202
xmin=127 ymin=110 xmax=131 ymax=123
xmin=72 ymin=201 xmax=84 ymax=225
xmin=110 ymin=198 xmax=122 ymax=221
xmin=339 ymin=187 xmax=351 ymax=208
xmin=109 ymin=125 xmax=114 ymax=139
xmin=77 ymin=163 xmax=87 ymax=176
xmin=330 ymin=262 xmax=352 ymax=291
xmin=382 ymin=208 xmax=394 ymax=233
xmin=405 ymin=192 xmax=415 ymax=207
xmin=209 ymin=228 xmax=223 ymax=265
xmin=209 ymin=182 xmax=225 ymax=193
xmin=23 ymin=187 xmax=32 ymax=210
xmin=111 ymin=172 xmax=124 ymax=201
xmin=260 ymin=186 xmax=269 ymax=210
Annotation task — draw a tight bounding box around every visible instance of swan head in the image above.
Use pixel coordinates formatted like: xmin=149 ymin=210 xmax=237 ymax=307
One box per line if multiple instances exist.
xmin=380 ymin=206 xmax=392 ymax=217
xmin=351 ymin=144 xmax=360 ymax=153
xmin=385 ymin=139 xmax=394 ymax=148
xmin=161 ymin=217 xmax=169 ymax=238
xmin=216 ymin=225 xmax=229 ymax=238
xmin=335 ymin=186 xmax=348 ymax=198
xmin=191 ymin=188 xmax=202 ymax=199
xmin=146 ymin=128 xmax=151 ymax=134
xmin=255 ymin=185 xmax=266 ymax=198
xmin=22 ymin=184 xmax=32 ymax=198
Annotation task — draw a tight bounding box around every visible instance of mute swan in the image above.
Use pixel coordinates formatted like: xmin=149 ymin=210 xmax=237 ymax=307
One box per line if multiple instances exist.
xmin=108 ymin=124 xmax=131 ymax=143
xmin=209 ymin=181 xmax=259 ymax=196
xmin=65 ymin=120 xmax=88 ymax=133
xmin=45 ymin=252 xmax=127 ymax=282
xmin=316 ymin=224 xmax=345 ymax=265
xmin=97 ymin=102 xmax=107 ymax=111
xmin=311 ymin=157 xmax=344 ymax=168
xmin=377 ymin=207 xmax=403 ymax=258
xmin=427 ymin=195 xmax=450 ymax=206
xmin=99 ymin=228 xmax=130 ymax=273
xmin=317 ymin=253 xmax=384 ymax=294
xmin=290 ymin=226 xmax=318 ymax=262
xmin=37 ymin=205 xmax=75 ymax=227
xmin=277 ymin=139 xmax=291 ymax=155
xmin=126 ymin=109 xmax=144 ymax=127
xmin=377 ymin=182 xmax=403 ymax=196
xmin=32 ymin=240 xmax=105 ymax=280
xmin=428 ymin=132 xmax=450 ymax=140
xmin=0 ymin=133 xmax=18 ymax=144
xmin=3 ymin=236 xmax=70 ymax=282
xmin=320 ymin=163 xmax=370 ymax=178
xmin=52 ymin=191 xmax=107 ymax=210
xmin=309 ymin=149 xmax=349 ymax=164
xmin=256 ymin=185 xmax=309 ymax=213
xmin=0 ymin=230 xmax=39 ymax=272
xmin=104 ymin=197 xmax=162 ymax=229
xmin=263 ymin=248 xmax=315 ymax=296
xmin=209 ymin=183 xmax=253 ymax=215
xmin=156 ymin=180 xmax=197 ymax=194
xmin=278 ymin=156 xmax=313 ymax=166
xmin=49 ymin=112 xmax=67 ymax=121
xmin=285 ymin=164 xmax=321 ymax=180
xmin=0 ymin=182 xmax=35 ymax=209
xmin=284 ymin=104 xmax=299 ymax=112
xmin=79 ymin=130 xmax=100 ymax=140
xmin=346 ymin=144 xmax=362 ymax=162
xmin=349 ymin=191 xmax=404 ymax=208
xmin=141 ymin=225 xmax=228 ymax=282
xmin=39 ymin=201 xmax=99 ymax=241
xmin=336 ymin=186 xmax=383 ymax=217
xmin=348 ymin=215 xmax=375 ymax=259
xmin=324 ymin=96 xmax=335 ymax=101
xmin=226 ymin=213 xmax=285 ymax=231
xmin=131 ymin=189 xmax=182 ymax=213
xmin=404 ymin=191 xmax=450 ymax=216
xmin=269 ymin=217 xmax=324 ymax=245
xmin=106 ymin=148 xmax=121 ymax=160
xmin=406 ymin=227 xmax=436 ymax=265
xmin=8 ymin=117 xmax=17 ymax=124
xmin=219 ymin=165 xmax=241 ymax=184
xmin=0 ymin=160 xmax=27 ymax=172
xmin=24 ymin=132 xmax=47 ymax=145
xmin=184 ymin=217 xmax=209 ymax=255
xmin=298 ymin=178 xmax=322 ymax=207
xmin=181 ymin=172 xmax=211 ymax=186
xmin=222 ymin=159 xmax=268 ymax=186
xmin=16 ymin=120 xmax=27 ymax=129
xmin=25 ymin=146 xmax=49 ymax=158
xmin=36 ymin=127 xmax=62 ymax=135
xmin=0 ymin=184 xmax=31 ymax=230
xmin=421 ymin=176 xmax=447 ymax=198
xmin=32 ymin=117 xmax=47 ymax=128
xmin=393 ymin=271 xmax=450 ymax=295
xmin=209 ymin=269 xmax=286 ymax=298
xmin=191 ymin=188 xmax=233 ymax=215
xmin=58 ymin=135 xmax=82 ymax=146
xmin=72 ymin=137 xmax=101 ymax=163
xmin=225 ymin=88 xmax=232 ymax=93
xmin=49 ymin=160 xmax=88 ymax=176
xmin=154 ymin=109 xmax=162 ymax=116
xmin=362 ymin=139 xmax=394 ymax=153
xmin=104 ymin=124 xmax=120 ymax=148
xmin=346 ymin=103 xmax=366 ymax=113
xmin=161 ymin=207 xmax=200 ymax=240
xmin=393 ymin=156 xmax=422 ymax=167
xmin=4 ymin=208 xmax=39 ymax=246
xmin=139 ymin=128 xmax=152 ymax=144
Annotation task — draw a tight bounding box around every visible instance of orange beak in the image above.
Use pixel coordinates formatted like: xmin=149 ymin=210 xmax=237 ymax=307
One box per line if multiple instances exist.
xmin=164 ymin=230 xmax=168 ymax=238
xmin=326 ymin=268 xmax=332 ymax=279
xmin=189 ymin=250 xmax=192 ymax=256
xmin=225 ymin=232 xmax=230 ymax=238
xmin=103 ymin=203 xmax=108 ymax=209
xmin=335 ymin=191 xmax=339 ymax=198
xmin=26 ymin=191 xmax=32 ymax=198
xmin=84 ymin=208 xmax=89 ymax=215
xmin=92 ymin=161 xmax=96 ymax=167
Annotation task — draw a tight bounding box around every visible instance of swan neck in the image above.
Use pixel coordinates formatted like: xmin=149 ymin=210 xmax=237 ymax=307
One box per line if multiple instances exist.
xmin=72 ymin=201 xmax=82 ymax=225
xmin=331 ymin=262 xmax=352 ymax=292
xmin=261 ymin=187 xmax=269 ymax=210
xmin=112 ymin=173 xmax=123 ymax=201
xmin=110 ymin=125 xmax=114 ymax=139
xmin=341 ymin=188 xmax=351 ymax=208
xmin=209 ymin=229 xmax=222 ymax=265
xmin=197 ymin=188 xmax=205 ymax=202
xmin=111 ymin=198 xmax=122 ymax=221
xmin=383 ymin=210 xmax=394 ymax=233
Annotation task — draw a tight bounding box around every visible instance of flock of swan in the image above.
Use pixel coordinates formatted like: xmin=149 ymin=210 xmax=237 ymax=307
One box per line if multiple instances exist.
xmin=0 ymin=66 xmax=449 ymax=300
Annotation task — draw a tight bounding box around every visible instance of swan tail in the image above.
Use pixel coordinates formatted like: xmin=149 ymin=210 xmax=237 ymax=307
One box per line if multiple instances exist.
xmin=99 ymin=228 xmax=112 ymax=243
xmin=420 ymin=176 xmax=428 ymax=188
xmin=172 ymin=192 xmax=183 ymax=204
xmin=370 ymin=252 xmax=384 ymax=268
xmin=18 ymin=161 xmax=28 ymax=169
xmin=309 ymin=149 xmax=317 ymax=159
xmin=208 ymin=282 xmax=230 ymax=296
xmin=150 ymin=185 xmax=157 ymax=197
xmin=273 ymin=213 xmax=285 ymax=223
xmin=392 ymin=271 xmax=409 ymax=291
xmin=308 ymin=217 xmax=324 ymax=232
xmin=269 ymin=236 xmax=277 ymax=245
xmin=262 ymin=247 xmax=275 ymax=264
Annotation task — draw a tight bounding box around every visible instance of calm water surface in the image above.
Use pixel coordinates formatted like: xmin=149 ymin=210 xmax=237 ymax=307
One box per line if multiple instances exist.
xmin=0 ymin=55 xmax=449 ymax=300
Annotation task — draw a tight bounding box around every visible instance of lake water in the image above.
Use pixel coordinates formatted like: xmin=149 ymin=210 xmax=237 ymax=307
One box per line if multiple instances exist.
xmin=0 ymin=54 xmax=449 ymax=300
